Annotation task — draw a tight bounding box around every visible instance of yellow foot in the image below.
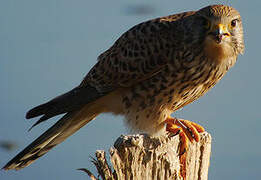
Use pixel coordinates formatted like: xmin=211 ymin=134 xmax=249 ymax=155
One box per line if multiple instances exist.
xmin=165 ymin=117 xmax=205 ymax=179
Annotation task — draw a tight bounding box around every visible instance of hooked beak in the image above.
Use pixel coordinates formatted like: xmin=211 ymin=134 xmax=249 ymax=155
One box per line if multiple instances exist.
xmin=210 ymin=24 xmax=230 ymax=43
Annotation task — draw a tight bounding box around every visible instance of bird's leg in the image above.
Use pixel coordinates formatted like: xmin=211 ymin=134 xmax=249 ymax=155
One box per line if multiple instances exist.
xmin=165 ymin=117 xmax=205 ymax=179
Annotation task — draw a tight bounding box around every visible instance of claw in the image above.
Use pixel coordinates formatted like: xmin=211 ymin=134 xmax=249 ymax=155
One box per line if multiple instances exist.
xmin=165 ymin=117 xmax=204 ymax=143
xmin=179 ymin=151 xmax=187 ymax=179
xmin=165 ymin=117 xmax=205 ymax=180
xmin=179 ymin=131 xmax=188 ymax=155
xmin=166 ymin=124 xmax=181 ymax=136
xmin=190 ymin=121 xmax=205 ymax=133
xmin=179 ymin=120 xmax=200 ymax=142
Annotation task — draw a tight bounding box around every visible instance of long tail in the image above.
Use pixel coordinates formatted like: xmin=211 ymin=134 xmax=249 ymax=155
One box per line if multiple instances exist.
xmin=2 ymin=105 xmax=100 ymax=170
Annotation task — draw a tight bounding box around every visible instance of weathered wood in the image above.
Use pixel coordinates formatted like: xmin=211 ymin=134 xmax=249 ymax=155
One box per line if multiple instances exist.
xmin=80 ymin=132 xmax=211 ymax=180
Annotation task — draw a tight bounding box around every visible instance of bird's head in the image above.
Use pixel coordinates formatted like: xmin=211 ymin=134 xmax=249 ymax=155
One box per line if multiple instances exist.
xmin=197 ymin=5 xmax=244 ymax=62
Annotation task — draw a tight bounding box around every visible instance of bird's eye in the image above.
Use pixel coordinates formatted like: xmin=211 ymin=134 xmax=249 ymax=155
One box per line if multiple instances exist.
xmin=231 ymin=19 xmax=238 ymax=28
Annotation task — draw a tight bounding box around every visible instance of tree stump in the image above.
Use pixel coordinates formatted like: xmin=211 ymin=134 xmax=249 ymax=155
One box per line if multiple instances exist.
xmin=79 ymin=132 xmax=211 ymax=180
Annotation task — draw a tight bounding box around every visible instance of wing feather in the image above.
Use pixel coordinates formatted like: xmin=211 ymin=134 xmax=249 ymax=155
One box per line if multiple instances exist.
xmin=81 ymin=11 xmax=195 ymax=93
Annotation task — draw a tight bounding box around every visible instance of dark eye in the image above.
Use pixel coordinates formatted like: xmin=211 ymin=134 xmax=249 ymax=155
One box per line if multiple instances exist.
xmin=231 ymin=19 xmax=238 ymax=27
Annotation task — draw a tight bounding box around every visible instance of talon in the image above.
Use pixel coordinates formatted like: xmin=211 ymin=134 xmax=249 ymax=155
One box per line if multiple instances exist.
xmin=166 ymin=124 xmax=181 ymax=136
xmin=165 ymin=117 xmax=205 ymax=180
xmin=179 ymin=131 xmax=188 ymax=155
xmin=165 ymin=117 xmax=204 ymax=143
xmin=179 ymin=120 xmax=200 ymax=142
xmin=180 ymin=152 xmax=187 ymax=179
xmin=190 ymin=121 xmax=205 ymax=133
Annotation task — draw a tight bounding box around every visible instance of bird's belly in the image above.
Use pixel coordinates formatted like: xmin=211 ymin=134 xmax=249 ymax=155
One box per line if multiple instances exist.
xmin=168 ymin=84 xmax=208 ymax=111
xmin=120 ymin=66 xmax=222 ymax=135
xmin=121 ymin=87 xmax=173 ymax=135
xmin=121 ymin=83 xmax=206 ymax=135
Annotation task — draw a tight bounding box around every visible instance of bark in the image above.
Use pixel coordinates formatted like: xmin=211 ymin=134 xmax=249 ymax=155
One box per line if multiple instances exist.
xmin=79 ymin=132 xmax=211 ymax=180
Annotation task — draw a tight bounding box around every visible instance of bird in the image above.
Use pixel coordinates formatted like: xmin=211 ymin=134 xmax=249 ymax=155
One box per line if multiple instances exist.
xmin=3 ymin=4 xmax=244 ymax=171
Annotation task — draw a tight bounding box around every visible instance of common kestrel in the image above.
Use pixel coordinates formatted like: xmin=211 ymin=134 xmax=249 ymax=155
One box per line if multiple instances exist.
xmin=3 ymin=4 xmax=244 ymax=172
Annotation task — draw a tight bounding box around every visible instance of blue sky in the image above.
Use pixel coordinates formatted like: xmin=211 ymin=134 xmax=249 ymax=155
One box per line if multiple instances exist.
xmin=1 ymin=0 xmax=260 ymax=180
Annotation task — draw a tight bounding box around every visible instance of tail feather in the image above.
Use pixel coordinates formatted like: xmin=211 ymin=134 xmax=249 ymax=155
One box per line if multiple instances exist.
xmin=26 ymin=85 xmax=103 ymax=129
xmin=2 ymin=106 xmax=99 ymax=170
xmin=26 ymin=102 xmax=50 ymax=119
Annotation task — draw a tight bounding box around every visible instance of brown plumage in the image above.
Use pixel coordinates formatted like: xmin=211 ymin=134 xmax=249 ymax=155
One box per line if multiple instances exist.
xmin=3 ymin=4 xmax=244 ymax=170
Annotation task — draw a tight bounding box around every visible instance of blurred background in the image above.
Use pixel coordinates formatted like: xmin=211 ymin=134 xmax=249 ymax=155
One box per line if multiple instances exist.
xmin=0 ymin=0 xmax=260 ymax=179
